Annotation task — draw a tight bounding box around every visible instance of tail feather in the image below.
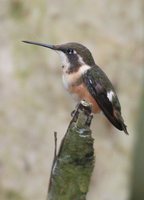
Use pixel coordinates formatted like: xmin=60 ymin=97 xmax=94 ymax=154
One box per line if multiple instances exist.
xmin=121 ymin=122 xmax=129 ymax=135
xmin=114 ymin=109 xmax=129 ymax=135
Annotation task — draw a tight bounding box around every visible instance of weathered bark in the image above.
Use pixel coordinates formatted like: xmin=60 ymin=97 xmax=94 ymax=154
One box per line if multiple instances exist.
xmin=47 ymin=100 xmax=94 ymax=200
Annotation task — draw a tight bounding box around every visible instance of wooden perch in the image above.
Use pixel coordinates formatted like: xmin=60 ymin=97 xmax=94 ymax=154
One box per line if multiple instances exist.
xmin=47 ymin=100 xmax=94 ymax=200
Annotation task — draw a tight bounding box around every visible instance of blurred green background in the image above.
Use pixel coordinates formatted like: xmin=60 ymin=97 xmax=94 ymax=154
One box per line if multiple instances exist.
xmin=0 ymin=0 xmax=143 ymax=200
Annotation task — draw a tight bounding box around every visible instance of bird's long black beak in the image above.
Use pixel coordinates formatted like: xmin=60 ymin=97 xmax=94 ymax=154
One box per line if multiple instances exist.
xmin=22 ymin=40 xmax=58 ymax=50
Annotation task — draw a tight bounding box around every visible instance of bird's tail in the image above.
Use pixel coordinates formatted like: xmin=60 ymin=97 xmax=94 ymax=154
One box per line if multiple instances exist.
xmin=121 ymin=121 xmax=129 ymax=135
xmin=114 ymin=110 xmax=129 ymax=135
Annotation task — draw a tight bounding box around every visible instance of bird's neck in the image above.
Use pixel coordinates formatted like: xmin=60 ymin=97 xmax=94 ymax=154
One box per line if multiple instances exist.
xmin=63 ymin=63 xmax=91 ymax=74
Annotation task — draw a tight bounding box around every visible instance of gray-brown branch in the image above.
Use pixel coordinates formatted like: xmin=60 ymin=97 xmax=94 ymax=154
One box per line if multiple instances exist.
xmin=47 ymin=100 xmax=94 ymax=200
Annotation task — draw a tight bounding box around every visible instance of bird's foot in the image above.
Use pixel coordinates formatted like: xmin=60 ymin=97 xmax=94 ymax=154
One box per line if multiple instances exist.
xmin=71 ymin=100 xmax=93 ymax=125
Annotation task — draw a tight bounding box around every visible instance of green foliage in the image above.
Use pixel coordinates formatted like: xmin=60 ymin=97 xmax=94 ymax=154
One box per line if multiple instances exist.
xmin=10 ymin=0 xmax=26 ymax=19
xmin=0 ymin=189 xmax=24 ymax=200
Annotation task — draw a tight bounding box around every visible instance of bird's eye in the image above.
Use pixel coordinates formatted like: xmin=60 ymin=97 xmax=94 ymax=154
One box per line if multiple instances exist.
xmin=67 ymin=49 xmax=74 ymax=54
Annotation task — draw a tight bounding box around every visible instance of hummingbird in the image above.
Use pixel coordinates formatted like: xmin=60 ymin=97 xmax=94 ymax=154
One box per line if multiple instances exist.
xmin=22 ymin=40 xmax=128 ymax=134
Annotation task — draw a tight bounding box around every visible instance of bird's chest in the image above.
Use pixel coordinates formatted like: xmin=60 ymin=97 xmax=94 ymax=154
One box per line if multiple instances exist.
xmin=62 ymin=71 xmax=83 ymax=102
xmin=62 ymin=70 xmax=100 ymax=113
xmin=62 ymin=71 xmax=81 ymax=91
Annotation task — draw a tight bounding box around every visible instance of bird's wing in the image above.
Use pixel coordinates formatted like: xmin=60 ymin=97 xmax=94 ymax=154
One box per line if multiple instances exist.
xmin=83 ymin=67 xmax=128 ymax=134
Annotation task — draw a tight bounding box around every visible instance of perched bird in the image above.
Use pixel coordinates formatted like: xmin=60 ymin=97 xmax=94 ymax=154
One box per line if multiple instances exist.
xmin=23 ymin=41 xmax=128 ymax=134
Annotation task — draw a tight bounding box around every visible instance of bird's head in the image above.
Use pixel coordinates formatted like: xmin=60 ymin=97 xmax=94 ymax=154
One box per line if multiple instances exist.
xmin=22 ymin=41 xmax=95 ymax=72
